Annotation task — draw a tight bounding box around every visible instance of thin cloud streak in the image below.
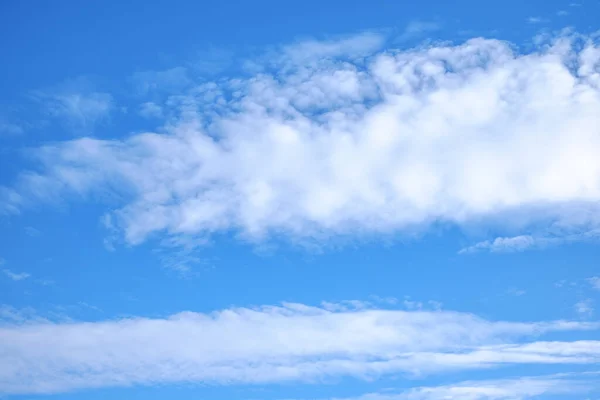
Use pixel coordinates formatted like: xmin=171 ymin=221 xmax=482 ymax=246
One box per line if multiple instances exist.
xmin=1 ymin=302 xmax=599 ymax=394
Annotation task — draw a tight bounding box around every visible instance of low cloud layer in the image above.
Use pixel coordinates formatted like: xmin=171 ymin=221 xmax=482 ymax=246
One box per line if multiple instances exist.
xmin=1 ymin=302 xmax=599 ymax=394
xmin=2 ymin=33 xmax=600 ymax=250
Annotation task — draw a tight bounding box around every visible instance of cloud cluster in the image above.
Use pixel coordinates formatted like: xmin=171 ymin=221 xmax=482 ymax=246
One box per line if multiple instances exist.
xmin=2 ymin=33 xmax=600 ymax=250
xmin=1 ymin=302 xmax=599 ymax=395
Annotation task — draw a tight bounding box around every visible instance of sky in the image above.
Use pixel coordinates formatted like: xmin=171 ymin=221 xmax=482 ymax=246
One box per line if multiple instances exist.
xmin=1 ymin=0 xmax=600 ymax=399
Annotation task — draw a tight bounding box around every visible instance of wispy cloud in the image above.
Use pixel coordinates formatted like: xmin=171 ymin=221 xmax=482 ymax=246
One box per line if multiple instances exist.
xmin=33 ymin=88 xmax=113 ymax=133
xmin=0 ymin=119 xmax=24 ymax=135
xmin=138 ymin=101 xmax=163 ymax=119
xmin=507 ymin=288 xmax=526 ymax=296
xmin=527 ymin=16 xmax=545 ymax=24
xmin=0 ymin=304 xmax=69 ymax=325
xmin=3 ymin=33 xmax=600 ymax=252
xmin=0 ymin=305 xmax=42 ymax=324
xmin=131 ymin=67 xmax=191 ymax=96
xmin=310 ymin=372 xmax=599 ymax=400
xmin=459 ymin=235 xmax=540 ymax=254
xmin=2 ymin=269 xmax=31 ymax=281
xmin=51 ymin=92 xmax=112 ymax=128
xmin=0 ymin=302 xmax=599 ymax=395
xmin=400 ymin=20 xmax=441 ymax=40
xmin=277 ymin=31 xmax=385 ymax=66
xmin=23 ymin=76 xmax=115 ymax=135
xmin=24 ymin=226 xmax=41 ymax=237
xmin=575 ymin=299 xmax=595 ymax=318
xmin=460 ymin=229 xmax=600 ymax=254
xmin=589 ymin=277 xmax=600 ymax=290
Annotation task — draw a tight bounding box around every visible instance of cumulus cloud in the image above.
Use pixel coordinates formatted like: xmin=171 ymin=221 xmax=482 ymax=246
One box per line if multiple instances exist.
xmin=2 ymin=32 xmax=600 ymax=250
xmin=1 ymin=302 xmax=599 ymax=395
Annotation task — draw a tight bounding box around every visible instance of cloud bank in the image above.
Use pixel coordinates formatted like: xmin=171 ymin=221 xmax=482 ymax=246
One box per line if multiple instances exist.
xmin=2 ymin=32 xmax=600 ymax=250
xmin=1 ymin=302 xmax=599 ymax=394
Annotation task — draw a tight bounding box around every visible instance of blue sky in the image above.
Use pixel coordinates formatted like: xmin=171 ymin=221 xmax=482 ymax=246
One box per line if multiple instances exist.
xmin=1 ymin=0 xmax=600 ymax=399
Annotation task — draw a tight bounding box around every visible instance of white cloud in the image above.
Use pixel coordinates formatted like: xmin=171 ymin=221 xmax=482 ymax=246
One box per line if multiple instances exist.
xmin=575 ymin=299 xmax=595 ymax=318
xmin=0 ymin=187 xmax=22 ymax=215
xmin=2 ymin=269 xmax=31 ymax=281
xmin=460 ymin=229 xmax=600 ymax=254
xmin=24 ymin=226 xmax=41 ymax=237
xmin=0 ymin=305 xmax=56 ymax=324
xmin=507 ymin=288 xmax=526 ymax=296
xmin=459 ymin=235 xmax=540 ymax=254
xmin=400 ymin=21 xmax=441 ymax=40
xmin=132 ymin=67 xmax=191 ymax=95
xmin=280 ymin=32 xmax=384 ymax=64
xmin=138 ymin=101 xmax=163 ymax=118
xmin=39 ymin=90 xmax=114 ymax=132
xmin=0 ymin=120 xmax=24 ymax=135
xmin=527 ymin=17 xmax=545 ymax=24
xmin=589 ymin=277 xmax=600 ymax=290
xmin=3 ymin=33 xmax=600 ymax=250
xmin=321 ymin=373 xmax=598 ymax=400
xmin=0 ymin=302 xmax=599 ymax=395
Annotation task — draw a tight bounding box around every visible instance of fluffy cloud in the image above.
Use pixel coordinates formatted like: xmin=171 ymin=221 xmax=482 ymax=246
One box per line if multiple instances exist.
xmin=3 ymin=33 xmax=600 ymax=250
xmin=1 ymin=302 xmax=599 ymax=395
